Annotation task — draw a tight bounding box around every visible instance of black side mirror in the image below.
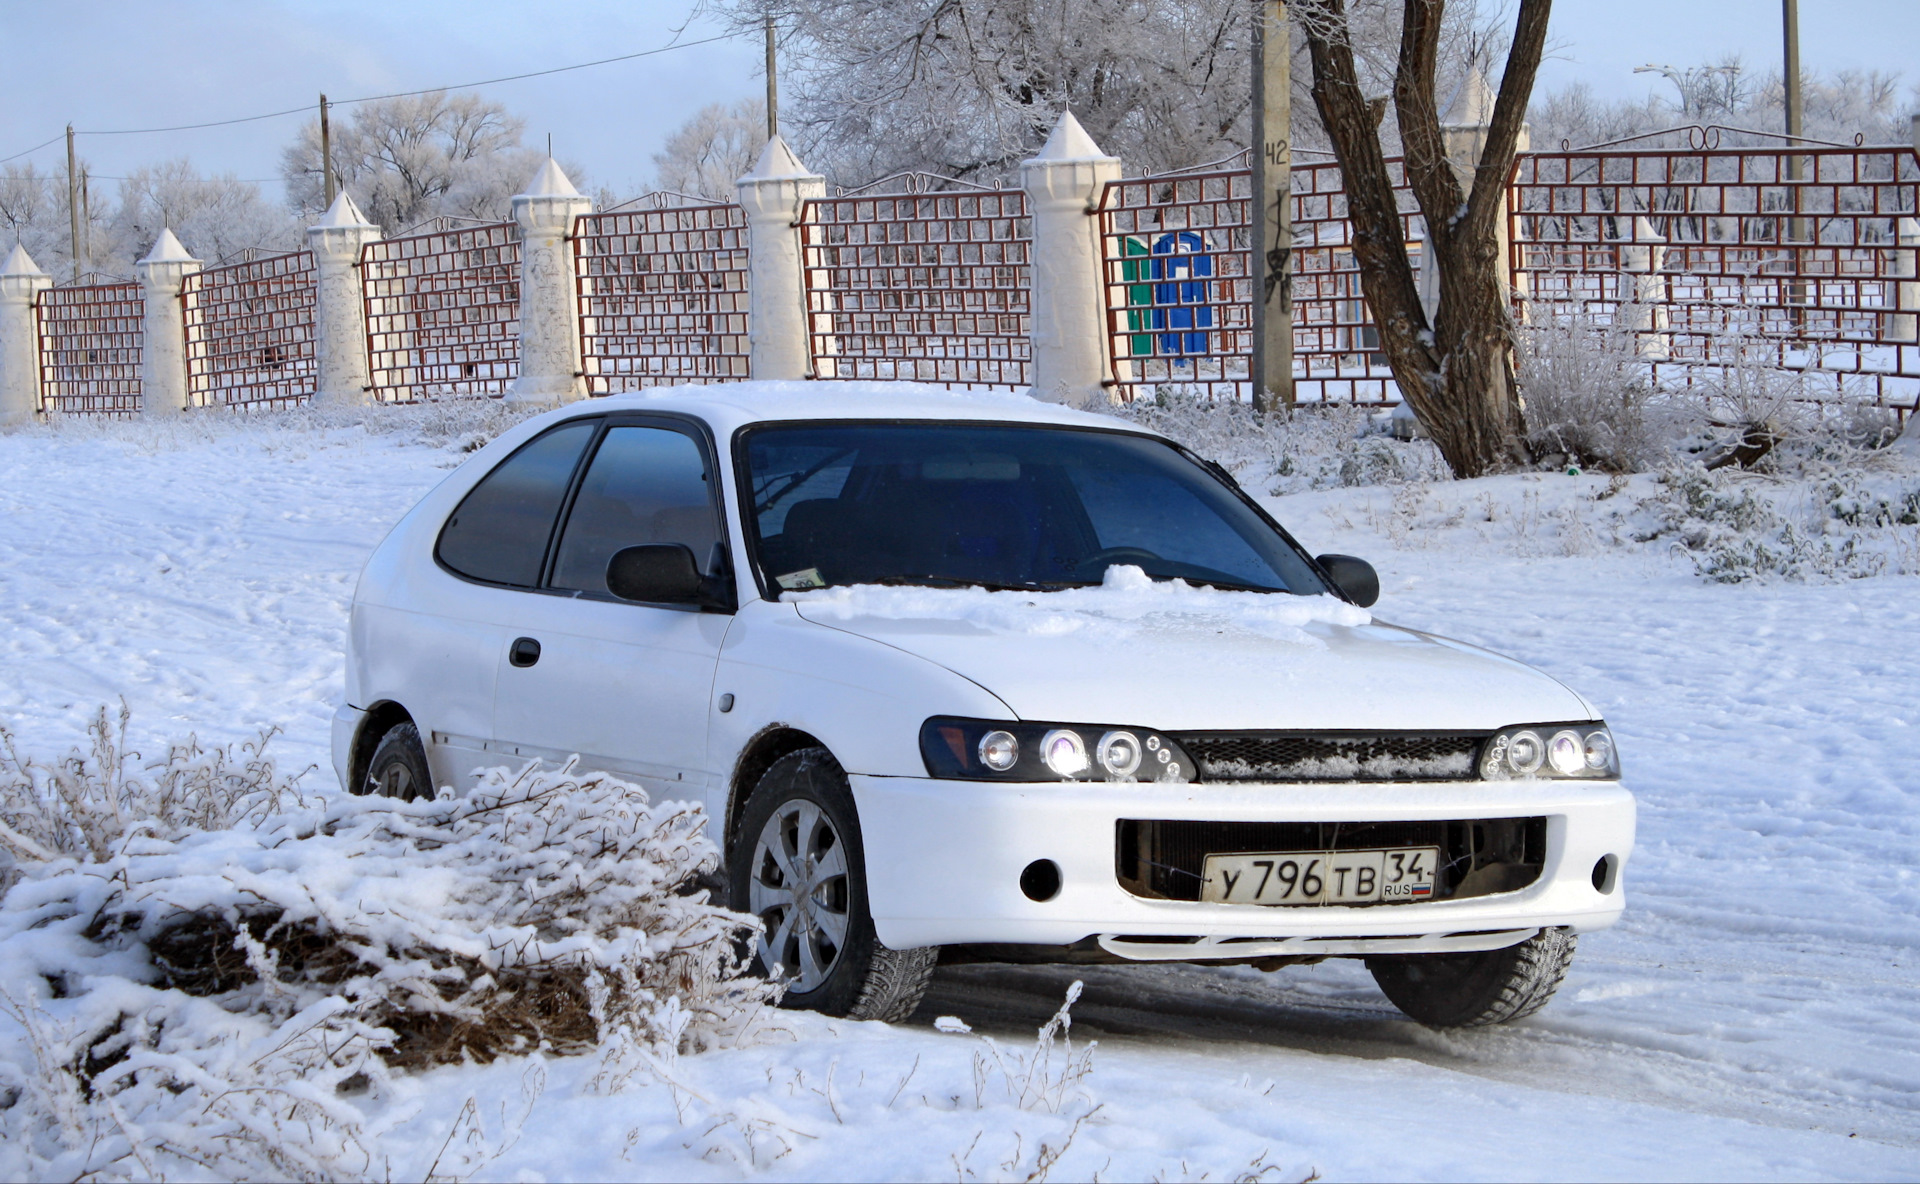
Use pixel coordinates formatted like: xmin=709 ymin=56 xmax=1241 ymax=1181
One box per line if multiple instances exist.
xmin=1316 ymin=553 xmax=1380 ymax=608
xmin=607 ymin=544 xmax=704 ymax=604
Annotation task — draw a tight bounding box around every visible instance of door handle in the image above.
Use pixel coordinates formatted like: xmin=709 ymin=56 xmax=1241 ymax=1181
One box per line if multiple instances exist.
xmin=509 ymin=637 xmax=541 ymax=668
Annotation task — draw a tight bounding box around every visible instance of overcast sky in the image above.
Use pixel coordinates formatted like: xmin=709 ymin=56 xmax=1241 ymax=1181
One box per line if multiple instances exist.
xmin=1 ymin=0 xmax=1915 ymax=198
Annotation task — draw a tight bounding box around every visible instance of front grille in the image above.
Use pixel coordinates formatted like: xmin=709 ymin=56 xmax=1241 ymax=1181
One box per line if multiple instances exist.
xmin=1174 ymin=731 xmax=1488 ymax=783
xmin=1116 ymin=817 xmax=1548 ymax=904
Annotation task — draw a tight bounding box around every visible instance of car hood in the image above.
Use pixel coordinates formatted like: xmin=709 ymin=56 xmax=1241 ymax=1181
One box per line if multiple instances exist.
xmin=787 ymin=575 xmax=1592 ymax=732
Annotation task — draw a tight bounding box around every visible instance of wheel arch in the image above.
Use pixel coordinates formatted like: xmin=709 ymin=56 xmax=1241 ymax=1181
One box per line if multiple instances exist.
xmin=349 ymin=701 xmax=416 ymax=796
xmin=726 ymin=724 xmax=831 ymax=852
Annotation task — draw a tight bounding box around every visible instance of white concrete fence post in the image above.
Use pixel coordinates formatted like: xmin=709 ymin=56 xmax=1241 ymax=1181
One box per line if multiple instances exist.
xmin=1890 ymin=216 xmax=1919 ymax=346
xmin=307 ymin=193 xmax=381 ymax=406
xmin=1441 ymin=71 xmax=1529 ymax=310
xmin=1621 ymin=214 xmax=1671 ymax=359
xmin=0 ymin=244 xmax=50 ymax=427
xmin=507 ymin=159 xmax=593 ymax=406
xmin=736 ymin=137 xmax=826 ymax=382
xmin=135 ymin=229 xmax=199 ymax=416
xmin=1021 ymin=113 xmax=1121 ymax=408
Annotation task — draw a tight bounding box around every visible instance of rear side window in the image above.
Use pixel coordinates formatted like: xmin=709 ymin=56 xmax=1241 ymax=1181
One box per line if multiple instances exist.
xmin=550 ymin=425 xmax=719 ymax=595
xmin=437 ymin=421 xmax=596 ymax=586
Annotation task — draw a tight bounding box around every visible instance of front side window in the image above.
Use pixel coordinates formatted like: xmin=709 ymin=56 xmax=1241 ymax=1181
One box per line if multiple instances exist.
xmin=551 ymin=425 xmax=720 ymax=595
xmin=740 ymin=423 xmax=1326 ymax=595
xmin=437 ymin=421 xmax=597 ymax=587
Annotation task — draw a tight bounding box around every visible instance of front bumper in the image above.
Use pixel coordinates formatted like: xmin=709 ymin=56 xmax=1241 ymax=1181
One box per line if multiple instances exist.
xmin=850 ymin=774 xmax=1635 ymax=954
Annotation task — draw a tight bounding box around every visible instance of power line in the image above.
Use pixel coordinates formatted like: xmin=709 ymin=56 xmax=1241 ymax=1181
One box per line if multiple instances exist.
xmin=0 ymin=30 xmax=740 ymax=160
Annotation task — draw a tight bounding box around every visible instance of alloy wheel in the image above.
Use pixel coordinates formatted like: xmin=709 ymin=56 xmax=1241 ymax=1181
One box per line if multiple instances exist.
xmin=748 ymin=799 xmax=851 ymax=993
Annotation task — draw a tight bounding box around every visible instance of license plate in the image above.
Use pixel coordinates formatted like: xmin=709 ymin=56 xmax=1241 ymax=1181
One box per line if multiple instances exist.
xmin=1201 ymin=847 xmax=1441 ymax=906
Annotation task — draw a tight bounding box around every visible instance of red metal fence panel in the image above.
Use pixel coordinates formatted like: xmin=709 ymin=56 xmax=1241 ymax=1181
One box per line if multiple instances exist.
xmin=1098 ymin=158 xmax=1420 ymax=404
xmin=1510 ymin=143 xmax=1920 ymax=411
xmin=361 ymin=221 xmax=519 ymax=401
xmin=574 ymin=199 xmax=750 ymax=392
xmin=35 ymin=282 xmax=143 ymax=415
xmin=802 ymin=180 xmax=1030 ymax=388
xmin=182 ymin=250 xmax=317 ymax=409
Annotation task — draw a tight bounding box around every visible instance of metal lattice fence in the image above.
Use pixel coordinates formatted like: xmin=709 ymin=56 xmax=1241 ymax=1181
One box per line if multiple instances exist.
xmin=574 ymin=198 xmax=750 ymax=392
xmin=1511 ymin=141 xmax=1920 ymax=410
xmin=361 ymin=221 xmax=520 ymax=401
xmin=182 ymin=251 xmax=318 ymax=409
xmin=35 ymin=282 xmax=144 ymax=415
xmin=1098 ymin=158 xmax=1420 ymax=404
xmin=802 ymin=178 xmax=1031 ymax=388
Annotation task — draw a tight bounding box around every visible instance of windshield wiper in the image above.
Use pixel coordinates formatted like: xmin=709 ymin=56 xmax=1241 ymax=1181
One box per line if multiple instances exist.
xmin=866 ymin=574 xmax=1091 ymax=592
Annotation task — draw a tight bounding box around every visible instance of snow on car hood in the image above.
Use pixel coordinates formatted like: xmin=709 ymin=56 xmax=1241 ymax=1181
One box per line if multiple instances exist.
xmin=788 ymin=567 xmax=1591 ymax=731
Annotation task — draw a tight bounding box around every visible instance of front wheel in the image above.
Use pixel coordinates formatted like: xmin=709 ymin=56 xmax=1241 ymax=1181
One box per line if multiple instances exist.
xmin=1365 ymin=927 xmax=1577 ymax=1028
xmin=360 ymin=721 xmax=432 ymax=801
xmin=730 ymin=747 xmax=937 ymax=1022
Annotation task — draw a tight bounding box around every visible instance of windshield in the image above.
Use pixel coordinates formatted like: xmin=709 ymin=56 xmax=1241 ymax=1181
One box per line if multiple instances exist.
xmin=739 ymin=423 xmax=1327 ymax=595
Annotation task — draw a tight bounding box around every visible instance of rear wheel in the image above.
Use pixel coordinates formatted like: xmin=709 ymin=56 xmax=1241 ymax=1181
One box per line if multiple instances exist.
xmin=730 ymin=747 xmax=936 ymax=1022
xmin=361 ymin=721 xmax=433 ymax=801
xmin=1365 ymin=927 xmax=1577 ymax=1028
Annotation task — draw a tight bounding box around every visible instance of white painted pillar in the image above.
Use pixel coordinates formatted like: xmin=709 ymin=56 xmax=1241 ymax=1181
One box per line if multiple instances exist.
xmin=135 ymin=229 xmax=199 ymax=416
xmin=1020 ymin=113 xmax=1121 ymax=408
xmin=306 ymin=192 xmax=381 ymax=406
xmin=1621 ymin=215 xmax=1671 ymax=359
xmin=507 ymin=159 xmax=592 ymax=406
xmin=1441 ymin=71 xmax=1529 ymax=304
xmin=736 ymin=136 xmax=825 ymax=382
xmin=0 ymin=244 xmax=50 ymax=426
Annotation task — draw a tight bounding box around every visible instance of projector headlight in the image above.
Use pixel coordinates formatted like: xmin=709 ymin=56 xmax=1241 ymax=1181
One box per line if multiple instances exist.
xmin=921 ymin=717 xmax=1191 ymax=783
xmin=1482 ymin=722 xmax=1620 ymax=780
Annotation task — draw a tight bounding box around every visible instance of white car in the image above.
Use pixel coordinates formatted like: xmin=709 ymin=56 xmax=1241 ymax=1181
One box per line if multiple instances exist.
xmin=335 ymin=384 xmax=1635 ymax=1029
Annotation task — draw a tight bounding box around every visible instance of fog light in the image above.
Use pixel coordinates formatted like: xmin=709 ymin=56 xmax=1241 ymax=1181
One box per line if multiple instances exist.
xmin=1020 ymin=859 xmax=1062 ymax=902
xmin=1040 ymin=729 xmax=1090 ymax=777
xmin=978 ymin=730 xmax=1019 ymax=771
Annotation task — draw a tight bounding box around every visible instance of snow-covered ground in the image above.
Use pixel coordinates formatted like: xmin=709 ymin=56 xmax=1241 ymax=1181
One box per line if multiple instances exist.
xmin=0 ymin=408 xmax=1915 ymax=1181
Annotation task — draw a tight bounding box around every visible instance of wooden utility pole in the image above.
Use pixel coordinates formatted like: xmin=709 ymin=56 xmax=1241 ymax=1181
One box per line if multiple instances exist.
xmin=65 ymin=124 xmax=80 ymax=284
xmin=1250 ymin=1 xmax=1294 ymax=411
xmin=319 ymin=94 xmax=337 ymax=206
xmin=765 ymin=16 xmax=780 ymax=142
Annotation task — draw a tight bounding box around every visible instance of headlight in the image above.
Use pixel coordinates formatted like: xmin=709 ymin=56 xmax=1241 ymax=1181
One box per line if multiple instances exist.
xmin=921 ymin=717 xmax=1192 ymax=783
xmin=1482 ymin=722 xmax=1620 ymax=780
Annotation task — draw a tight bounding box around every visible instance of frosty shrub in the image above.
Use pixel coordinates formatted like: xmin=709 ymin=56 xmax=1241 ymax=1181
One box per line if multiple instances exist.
xmin=0 ymin=703 xmax=304 ymax=873
xmin=0 ymin=754 xmax=771 ymax=1180
xmin=1515 ymin=313 xmax=1679 ymax=473
xmin=1636 ymin=465 xmax=1916 ymax=583
xmin=1108 ymin=393 xmax=1446 ymax=493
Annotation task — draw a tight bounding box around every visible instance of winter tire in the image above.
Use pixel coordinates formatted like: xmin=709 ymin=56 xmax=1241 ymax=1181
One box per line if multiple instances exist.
xmin=730 ymin=746 xmax=937 ymax=1022
xmin=361 ymin=721 xmax=433 ymax=802
xmin=1365 ymin=926 xmax=1577 ymax=1028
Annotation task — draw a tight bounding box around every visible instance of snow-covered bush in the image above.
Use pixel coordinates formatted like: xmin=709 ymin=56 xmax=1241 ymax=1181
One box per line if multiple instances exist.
xmin=1636 ymin=465 xmax=1919 ymax=583
xmin=1516 ymin=314 xmax=1680 ymax=473
xmin=1108 ymin=393 xmax=1446 ymax=493
xmin=0 ymin=703 xmax=304 ymax=875
xmin=0 ymin=742 xmax=771 ymax=1180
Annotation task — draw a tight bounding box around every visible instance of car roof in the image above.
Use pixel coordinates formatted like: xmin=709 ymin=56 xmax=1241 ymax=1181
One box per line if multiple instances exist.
xmin=551 ymin=380 xmax=1165 ymax=439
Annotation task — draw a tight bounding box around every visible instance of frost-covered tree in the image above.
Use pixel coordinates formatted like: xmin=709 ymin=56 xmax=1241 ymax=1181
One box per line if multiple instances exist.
xmin=652 ymin=98 xmax=767 ymax=200
xmin=110 ymin=161 xmax=303 ymax=267
xmin=279 ymin=91 xmax=562 ymax=234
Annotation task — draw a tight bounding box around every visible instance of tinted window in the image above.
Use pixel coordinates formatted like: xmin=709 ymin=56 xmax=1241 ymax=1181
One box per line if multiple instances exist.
xmin=742 ymin=424 xmax=1325 ymax=595
xmin=437 ymin=421 xmax=596 ymax=586
xmin=551 ymin=426 xmax=719 ymax=595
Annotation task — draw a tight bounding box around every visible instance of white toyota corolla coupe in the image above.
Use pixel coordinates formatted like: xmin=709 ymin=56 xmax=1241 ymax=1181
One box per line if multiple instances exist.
xmin=335 ymin=384 xmax=1635 ymax=1028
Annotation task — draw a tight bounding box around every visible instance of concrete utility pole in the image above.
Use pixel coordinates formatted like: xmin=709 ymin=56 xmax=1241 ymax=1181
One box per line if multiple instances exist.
xmin=319 ymin=94 xmax=337 ymax=206
xmin=65 ymin=124 xmax=80 ymax=285
xmin=765 ymin=16 xmax=780 ymax=142
xmin=1782 ymin=0 xmax=1802 ymax=145
xmin=1250 ymin=0 xmax=1294 ymax=411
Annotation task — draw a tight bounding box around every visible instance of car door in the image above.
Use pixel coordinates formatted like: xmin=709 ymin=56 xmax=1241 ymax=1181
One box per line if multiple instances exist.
xmin=412 ymin=417 xmax=601 ymax=792
xmin=490 ymin=417 xmax=732 ymax=795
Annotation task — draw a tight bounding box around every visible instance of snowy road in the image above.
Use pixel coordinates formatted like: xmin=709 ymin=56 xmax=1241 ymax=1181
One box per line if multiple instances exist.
xmin=0 ymin=417 xmax=1913 ymax=1180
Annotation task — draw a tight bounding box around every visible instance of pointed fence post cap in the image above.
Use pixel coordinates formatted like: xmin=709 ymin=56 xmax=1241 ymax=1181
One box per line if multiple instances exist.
xmin=314 ymin=191 xmax=376 ymax=229
xmin=138 ymin=228 xmax=199 ymax=265
xmin=1445 ymin=71 xmax=1498 ymax=129
xmin=740 ymin=135 xmax=817 ymax=183
xmin=0 ymin=242 xmax=46 ymax=277
xmin=1030 ymin=111 xmax=1116 ymax=163
xmin=522 ymin=157 xmax=582 ymax=198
